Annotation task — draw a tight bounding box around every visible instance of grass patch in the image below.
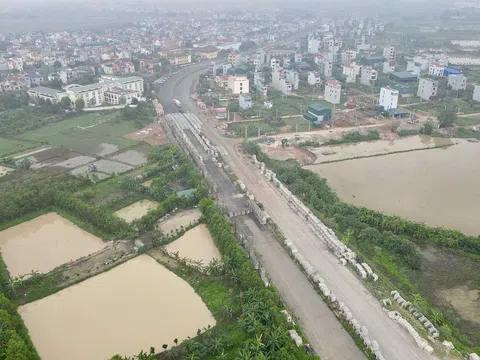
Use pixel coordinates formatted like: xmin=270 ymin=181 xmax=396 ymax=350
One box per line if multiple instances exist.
xmin=17 ymin=112 xmax=139 ymax=154
xmin=454 ymin=116 xmax=480 ymax=126
xmin=0 ymin=137 xmax=38 ymax=157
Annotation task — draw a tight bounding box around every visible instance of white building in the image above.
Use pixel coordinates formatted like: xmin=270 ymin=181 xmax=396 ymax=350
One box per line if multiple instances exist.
xmin=341 ymin=50 xmax=357 ymax=62
xmin=448 ymin=74 xmax=467 ymax=91
xmin=360 ymin=67 xmax=377 ymax=86
xmin=315 ymin=55 xmax=333 ymax=77
xmin=271 ymin=68 xmax=292 ymax=95
xmin=222 ymin=64 xmax=232 ymax=75
xmin=324 ymin=79 xmax=341 ymax=105
xmin=379 ymin=87 xmax=399 ymax=110
xmin=406 ymin=61 xmax=422 ymax=75
xmin=284 ymin=69 xmax=299 ymax=90
xmin=227 ymin=76 xmax=249 ymax=95
xmin=382 ymin=46 xmax=396 ymax=64
xmin=60 ymin=68 xmax=74 ymax=84
xmin=307 ymin=71 xmax=322 ymax=86
xmin=343 ymin=61 xmax=361 ymax=83
xmin=270 ymin=58 xmax=280 ymax=71
xmin=428 ymin=62 xmax=445 ymax=77
xmin=473 ymin=85 xmax=480 ymax=102
xmin=308 ymin=37 xmax=321 ymax=54
xmin=228 ymin=52 xmax=242 ymax=67
xmin=417 ymin=78 xmax=438 ymax=101
xmin=294 ymin=52 xmax=302 ymax=63
xmin=382 ymin=62 xmax=395 ymax=74
xmin=239 ymin=93 xmax=253 ymax=110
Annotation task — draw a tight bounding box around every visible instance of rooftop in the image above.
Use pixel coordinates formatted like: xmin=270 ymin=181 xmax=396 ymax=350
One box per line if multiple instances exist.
xmin=67 ymin=76 xmax=142 ymax=93
xmin=390 ymin=71 xmax=418 ymax=79
xmin=28 ymin=86 xmax=64 ymax=97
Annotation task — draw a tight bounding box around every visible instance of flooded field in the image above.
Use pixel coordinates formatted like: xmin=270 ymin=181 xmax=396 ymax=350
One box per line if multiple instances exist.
xmin=306 ymin=141 xmax=480 ymax=235
xmin=18 ymin=255 xmax=216 ymax=360
xmin=165 ymin=224 xmax=220 ymax=264
xmin=158 ymin=209 xmax=202 ymax=234
xmin=0 ymin=213 xmax=106 ymax=277
xmin=114 ymin=199 xmax=158 ymax=222
xmin=407 ymin=245 xmax=480 ymax=344
xmin=110 ymin=150 xmax=148 ymax=166
xmin=309 ymin=135 xmax=456 ymax=163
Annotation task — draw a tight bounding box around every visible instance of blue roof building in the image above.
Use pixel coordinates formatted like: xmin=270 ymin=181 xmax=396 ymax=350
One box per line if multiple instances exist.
xmin=444 ymin=67 xmax=462 ymax=76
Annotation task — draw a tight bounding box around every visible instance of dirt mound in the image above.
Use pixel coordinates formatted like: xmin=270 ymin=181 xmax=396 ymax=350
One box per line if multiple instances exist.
xmin=124 ymin=123 xmax=169 ymax=145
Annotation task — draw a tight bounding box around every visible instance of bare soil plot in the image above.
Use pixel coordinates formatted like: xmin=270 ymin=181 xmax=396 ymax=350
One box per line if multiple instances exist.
xmin=71 ymin=159 xmax=133 ymax=177
xmin=262 ymin=145 xmax=316 ymax=165
xmin=0 ymin=165 xmax=14 ymax=177
xmin=158 ymin=208 xmax=202 ymax=234
xmin=53 ymin=156 xmax=97 ymax=169
xmin=114 ymin=199 xmax=158 ymax=222
xmin=124 ymin=123 xmax=169 ymax=145
xmin=18 ymin=255 xmax=216 ymax=360
xmin=0 ymin=213 xmax=106 ymax=277
xmin=110 ymin=150 xmax=148 ymax=166
xmin=165 ymin=224 xmax=220 ymax=265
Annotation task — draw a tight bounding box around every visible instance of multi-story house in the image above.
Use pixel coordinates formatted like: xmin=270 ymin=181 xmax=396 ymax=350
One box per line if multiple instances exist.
xmin=227 ymin=76 xmax=249 ymax=95
xmin=448 ymin=74 xmax=467 ymax=91
xmin=228 ymin=52 xmax=242 ymax=67
xmin=343 ymin=61 xmax=362 ymax=83
xmin=417 ymin=78 xmax=438 ymax=100
xmin=379 ymin=87 xmax=399 ymax=110
xmin=428 ymin=62 xmax=445 ymax=77
xmin=473 ymin=85 xmax=480 ymax=102
xmin=360 ymin=66 xmax=377 ymax=86
xmin=324 ymin=79 xmax=341 ymax=105
xmin=307 ymin=71 xmax=322 ymax=86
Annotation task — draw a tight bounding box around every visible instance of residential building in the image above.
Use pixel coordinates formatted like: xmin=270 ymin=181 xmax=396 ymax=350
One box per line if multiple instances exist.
xmin=270 ymin=58 xmax=280 ymax=71
xmin=341 ymin=50 xmax=357 ymax=62
xmin=428 ymin=62 xmax=444 ymax=77
xmin=343 ymin=61 xmax=362 ymax=83
xmin=222 ymin=64 xmax=232 ymax=75
xmin=173 ymin=54 xmax=191 ymax=66
xmin=448 ymin=74 xmax=467 ymax=90
xmin=417 ymin=78 xmax=438 ymax=100
xmin=406 ymin=61 xmax=422 ymax=75
xmin=360 ymin=66 xmax=377 ymax=86
xmin=271 ymin=68 xmax=292 ymax=95
xmin=324 ymin=79 xmax=341 ymax=105
xmin=444 ymin=67 xmax=463 ymax=76
xmin=215 ymin=75 xmax=229 ymax=89
xmin=308 ymin=37 xmax=321 ymax=54
xmin=412 ymin=55 xmax=430 ymax=71
xmin=60 ymin=68 xmax=74 ymax=84
xmin=294 ymin=51 xmax=302 ymax=63
xmin=379 ymin=87 xmax=399 ymax=110
xmin=382 ymin=62 xmax=395 ymax=74
xmin=253 ymin=72 xmax=268 ymax=96
xmin=284 ymin=69 xmax=299 ymax=90
xmin=227 ymin=76 xmax=249 ymax=95
xmin=382 ymin=46 xmax=396 ymax=64
xmin=307 ymin=71 xmax=322 ymax=86
xmin=228 ymin=52 xmax=242 ymax=67
xmin=315 ymin=54 xmax=333 ymax=77
xmin=25 ymin=72 xmax=44 ymax=86
xmin=209 ymin=62 xmax=217 ymax=77
xmin=0 ymin=78 xmax=26 ymax=93
xmin=473 ymin=85 xmax=480 ymax=102
xmin=239 ymin=93 xmax=253 ymax=110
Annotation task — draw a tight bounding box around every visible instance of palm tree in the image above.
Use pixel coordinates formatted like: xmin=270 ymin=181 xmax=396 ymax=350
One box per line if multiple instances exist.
xmin=236 ymin=348 xmax=254 ymax=360
xmin=430 ymin=309 xmax=444 ymax=326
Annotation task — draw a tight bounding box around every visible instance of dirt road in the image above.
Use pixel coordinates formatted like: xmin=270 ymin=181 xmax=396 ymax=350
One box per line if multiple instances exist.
xmin=157 ymin=65 xmax=436 ymax=360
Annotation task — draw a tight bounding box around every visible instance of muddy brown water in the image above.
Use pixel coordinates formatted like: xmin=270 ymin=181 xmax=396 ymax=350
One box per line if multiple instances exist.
xmin=159 ymin=209 xmax=202 ymax=234
xmin=0 ymin=213 xmax=106 ymax=277
xmin=306 ymin=141 xmax=480 ymax=236
xmin=18 ymin=255 xmax=216 ymax=360
xmin=310 ymin=135 xmax=455 ymax=163
xmin=165 ymin=224 xmax=220 ymax=265
xmin=114 ymin=199 xmax=158 ymax=222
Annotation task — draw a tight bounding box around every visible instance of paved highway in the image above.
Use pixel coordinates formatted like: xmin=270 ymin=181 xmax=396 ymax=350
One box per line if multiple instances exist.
xmin=157 ymin=63 xmax=436 ymax=360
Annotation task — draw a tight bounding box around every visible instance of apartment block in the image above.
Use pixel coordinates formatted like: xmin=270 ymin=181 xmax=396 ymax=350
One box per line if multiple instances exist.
xmin=360 ymin=67 xmax=377 ymax=86
xmin=343 ymin=61 xmax=362 ymax=83
xmin=417 ymin=78 xmax=438 ymax=100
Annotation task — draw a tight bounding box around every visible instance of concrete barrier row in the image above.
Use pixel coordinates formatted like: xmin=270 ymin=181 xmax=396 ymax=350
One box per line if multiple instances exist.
xmin=390 ymin=290 xmax=439 ymax=339
xmin=282 ymin=239 xmax=387 ymax=360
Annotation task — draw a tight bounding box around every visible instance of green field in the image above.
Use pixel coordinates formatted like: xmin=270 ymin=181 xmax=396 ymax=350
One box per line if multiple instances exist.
xmin=0 ymin=137 xmax=37 ymax=157
xmin=454 ymin=116 xmax=480 ymax=127
xmin=18 ymin=112 xmax=139 ymax=154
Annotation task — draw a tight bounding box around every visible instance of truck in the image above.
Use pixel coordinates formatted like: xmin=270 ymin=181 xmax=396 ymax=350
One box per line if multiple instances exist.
xmin=173 ymin=99 xmax=182 ymax=108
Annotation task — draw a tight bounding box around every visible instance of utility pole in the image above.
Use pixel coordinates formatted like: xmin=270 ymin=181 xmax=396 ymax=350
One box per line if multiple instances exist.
xmin=245 ymin=125 xmax=248 ymax=138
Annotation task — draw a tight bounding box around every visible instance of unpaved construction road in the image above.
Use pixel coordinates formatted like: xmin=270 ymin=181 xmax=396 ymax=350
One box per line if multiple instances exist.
xmin=157 ymin=63 xmax=435 ymax=360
